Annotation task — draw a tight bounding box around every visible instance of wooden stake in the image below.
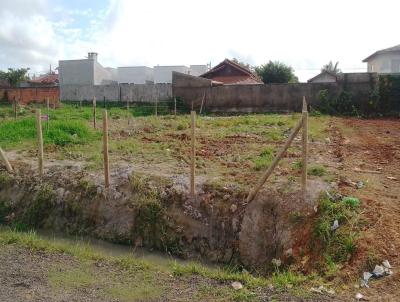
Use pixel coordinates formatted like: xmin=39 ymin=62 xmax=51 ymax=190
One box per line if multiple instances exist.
xmin=190 ymin=111 xmax=196 ymax=196
xmin=174 ymin=97 xmax=177 ymax=117
xmin=155 ymin=100 xmax=158 ymax=116
xmin=199 ymin=92 xmax=205 ymax=115
xmin=93 ymin=96 xmax=97 ymax=129
xmin=0 ymin=147 xmax=13 ymax=173
xmin=246 ymin=118 xmax=303 ymax=203
xmin=35 ymin=109 xmax=44 ymax=177
xmin=46 ymin=97 xmax=50 ymax=131
xmin=13 ymin=97 xmax=17 ymax=120
xmin=103 ymin=110 xmax=110 ymax=188
xmin=301 ymin=96 xmax=308 ymax=201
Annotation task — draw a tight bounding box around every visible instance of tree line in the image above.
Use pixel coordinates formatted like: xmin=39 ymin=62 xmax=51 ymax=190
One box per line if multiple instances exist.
xmin=232 ymin=58 xmax=341 ymax=84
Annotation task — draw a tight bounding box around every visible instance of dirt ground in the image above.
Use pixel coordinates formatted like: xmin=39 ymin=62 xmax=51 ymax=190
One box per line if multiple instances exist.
xmin=330 ymin=118 xmax=400 ymax=301
xmin=1 ymin=114 xmax=400 ymax=301
xmin=0 ymin=243 xmax=338 ymax=302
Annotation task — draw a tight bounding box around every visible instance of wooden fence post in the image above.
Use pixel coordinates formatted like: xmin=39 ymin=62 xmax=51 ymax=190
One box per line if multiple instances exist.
xmin=35 ymin=109 xmax=44 ymax=177
xmin=0 ymin=147 xmax=13 ymax=173
xmin=199 ymin=92 xmax=205 ymax=115
xmin=174 ymin=97 xmax=177 ymax=117
xmin=302 ymin=97 xmax=308 ymax=201
xmin=93 ymin=96 xmax=97 ymax=129
xmin=155 ymin=100 xmax=158 ymax=116
xmin=103 ymin=110 xmax=110 ymax=188
xmin=13 ymin=97 xmax=17 ymax=120
xmin=246 ymin=118 xmax=304 ymax=203
xmin=190 ymin=111 xmax=196 ymax=196
xmin=46 ymin=97 xmax=50 ymax=131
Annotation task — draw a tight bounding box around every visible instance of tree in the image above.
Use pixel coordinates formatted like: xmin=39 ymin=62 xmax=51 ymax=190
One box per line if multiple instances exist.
xmin=231 ymin=58 xmax=253 ymax=71
xmin=0 ymin=68 xmax=30 ymax=87
xmin=255 ymin=61 xmax=298 ymax=84
xmin=321 ymin=61 xmax=341 ymax=74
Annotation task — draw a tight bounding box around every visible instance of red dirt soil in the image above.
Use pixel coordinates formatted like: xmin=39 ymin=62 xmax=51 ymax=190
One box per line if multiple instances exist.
xmin=332 ymin=118 xmax=400 ymax=301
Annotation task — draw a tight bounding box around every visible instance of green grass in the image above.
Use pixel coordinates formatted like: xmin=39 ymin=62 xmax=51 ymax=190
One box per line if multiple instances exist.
xmin=307 ymin=164 xmax=326 ymax=176
xmin=253 ymin=147 xmax=275 ymax=171
xmin=314 ymin=194 xmax=361 ymax=265
xmin=0 ymin=117 xmax=99 ymax=148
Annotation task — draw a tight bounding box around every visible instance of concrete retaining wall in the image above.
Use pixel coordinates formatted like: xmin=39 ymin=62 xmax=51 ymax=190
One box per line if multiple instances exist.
xmin=61 ymin=83 xmax=172 ymax=102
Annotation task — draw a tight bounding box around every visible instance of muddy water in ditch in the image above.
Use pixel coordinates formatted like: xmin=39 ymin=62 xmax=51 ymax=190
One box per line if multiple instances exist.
xmin=37 ymin=230 xmax=213 ymax=269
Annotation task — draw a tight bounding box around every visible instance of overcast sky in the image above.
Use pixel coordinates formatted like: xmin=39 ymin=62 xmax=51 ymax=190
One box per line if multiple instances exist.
xmin=0 ymin=0 xmax=398 ymax=81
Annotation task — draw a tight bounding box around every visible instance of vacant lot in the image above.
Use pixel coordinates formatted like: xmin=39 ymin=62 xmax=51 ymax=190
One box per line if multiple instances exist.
xmin=0 ymin=102 xmax=399 ymax=301
xmin=0 ymin=103 xmax=331 ymax=189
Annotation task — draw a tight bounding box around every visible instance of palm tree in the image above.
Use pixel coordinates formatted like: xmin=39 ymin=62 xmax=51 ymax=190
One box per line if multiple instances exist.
xmin=321 ymin=61 xmax=341 ymax=74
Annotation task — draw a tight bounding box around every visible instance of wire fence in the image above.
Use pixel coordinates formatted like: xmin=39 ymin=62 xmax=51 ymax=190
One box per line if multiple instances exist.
xmin=0 ymin=97 xmax=194 ymax=121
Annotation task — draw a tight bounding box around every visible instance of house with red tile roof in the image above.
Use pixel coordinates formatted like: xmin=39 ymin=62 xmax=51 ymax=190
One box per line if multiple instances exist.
xmin=28 ymin=73 xmax=59 ymax=86
xmin=200 ymin=59 xmax=262 ymax=85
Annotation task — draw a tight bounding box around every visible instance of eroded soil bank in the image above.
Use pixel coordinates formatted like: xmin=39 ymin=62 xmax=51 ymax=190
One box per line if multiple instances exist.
xmin=0 ymin=160 xmax=327 ymax=273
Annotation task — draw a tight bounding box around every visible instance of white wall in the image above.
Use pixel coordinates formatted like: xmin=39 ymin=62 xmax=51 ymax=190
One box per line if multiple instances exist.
xmin=118 ymin=66 xmax=154 ymax=84
xmin=367 ymin=52 xmax=400 ymax=73
xmin=94 ymin=62 xmax=117 ymax=85
xmin=189 ymin=65 xmax=208 ymax=76
xmin=59 ymin=59 xmax=94 ymax=85
xmin=154 ymin=66 xmax=189 ymax=83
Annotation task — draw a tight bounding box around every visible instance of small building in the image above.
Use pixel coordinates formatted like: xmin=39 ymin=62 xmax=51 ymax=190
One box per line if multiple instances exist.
xmin=363 ymin=44 xmax=400 ymax=73
xmin=117 ymin=66 xmax=154 ymax=84
xmin=200 ymin=59 xmax=262 ymax=85
xmin=307 ymin=71 xmax=338 ymax=83
xmin=59 ymin=52 xmax=117 ymax=86
xmin=27 ymin=73 xmax=59 ymax=87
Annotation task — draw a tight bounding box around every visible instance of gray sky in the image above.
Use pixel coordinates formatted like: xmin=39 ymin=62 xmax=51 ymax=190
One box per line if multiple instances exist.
xmin=0 ymin=0 xmax=398 ymax=81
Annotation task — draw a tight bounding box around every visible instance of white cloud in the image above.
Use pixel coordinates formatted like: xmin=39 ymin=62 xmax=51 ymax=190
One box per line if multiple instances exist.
xmin=0 ymin=0 xmax=399 ymax=81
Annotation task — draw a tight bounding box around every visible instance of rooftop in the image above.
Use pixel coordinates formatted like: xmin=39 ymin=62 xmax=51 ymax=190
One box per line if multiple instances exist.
xmin=363 ymin=44 xmax=400 ymax=62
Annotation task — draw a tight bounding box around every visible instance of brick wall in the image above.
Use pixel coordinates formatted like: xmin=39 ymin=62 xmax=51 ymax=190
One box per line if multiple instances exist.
xmin=0 ymin=87 xmax=59 ymax=105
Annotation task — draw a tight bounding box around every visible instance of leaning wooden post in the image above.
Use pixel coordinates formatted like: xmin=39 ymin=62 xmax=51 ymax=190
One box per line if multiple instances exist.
xmin=93 ymin=96 xmax=97 ymax=129
xmin=246 ymin=118 xmax=303 ymax=203
xmin=35 ymin=109 xmax=44 ymax=177
xmin=103 ymin=110 xmax=110 ymax=188
xmin=302 ymin=97 xmax=308 ymax=201
xmin=0 ymin=147 xmax=13 ymax=173
xmin=190 ymin=111 xmax=196 ymax=197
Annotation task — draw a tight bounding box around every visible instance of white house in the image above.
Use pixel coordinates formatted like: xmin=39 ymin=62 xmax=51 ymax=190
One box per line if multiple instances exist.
xmin=154 ymin=65 xmax=190 ymax=83
xmin=308 ymin=71 xmax=338 ymax=83
xmin=117 ymin=66 xmax=154 ymax=84
xmin=363 ymin=44 xmax=400 ymax=73
xmin=59 ymin=52 xmax=117 ymax=86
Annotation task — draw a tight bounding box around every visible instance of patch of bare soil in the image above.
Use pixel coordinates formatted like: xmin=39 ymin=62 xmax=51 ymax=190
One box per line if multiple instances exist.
xmin=331 ymin=118 xmax=400 ymax=301
xmin=0 ymin=244 xmax=336 ymax=302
